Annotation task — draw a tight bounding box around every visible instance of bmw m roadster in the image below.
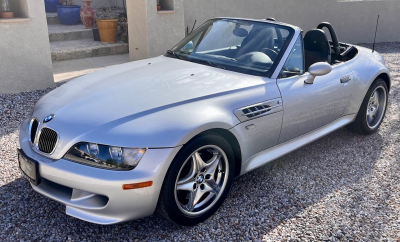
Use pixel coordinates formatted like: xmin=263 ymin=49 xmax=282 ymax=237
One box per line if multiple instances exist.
xmin=18 ymin=18 xmax=391 ymax=226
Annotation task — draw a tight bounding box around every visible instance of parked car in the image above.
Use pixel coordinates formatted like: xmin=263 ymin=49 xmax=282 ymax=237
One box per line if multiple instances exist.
xmin=18 ymin=18 xmax=391 ymax=226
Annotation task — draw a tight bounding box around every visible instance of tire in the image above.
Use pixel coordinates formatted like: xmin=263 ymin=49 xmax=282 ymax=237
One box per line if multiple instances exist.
xmin=157 ymin=132 xmax=235 ymax=226
xmin=347 ymin=78 xmax=388 ymax=135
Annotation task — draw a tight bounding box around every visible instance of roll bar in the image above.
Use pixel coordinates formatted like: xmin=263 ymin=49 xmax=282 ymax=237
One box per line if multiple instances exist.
xmin=317 ymin=22 xmax=340 ymax=57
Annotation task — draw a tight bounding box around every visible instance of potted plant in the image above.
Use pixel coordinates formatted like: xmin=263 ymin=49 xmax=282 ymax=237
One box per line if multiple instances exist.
xmin=117 ymin=12 xmax=128 ymax=43
xmin=0 ymin=0 xmax=14 ymax=18
xmin=95 ymin=6 xmax=120 ymax=43
xmin=57 ymin=0 xmax=81 ymax=25
xmin=157 ymin=0 xmax=161 ymax=11
xmin=44 ymin=0 xmax=60 ymax=13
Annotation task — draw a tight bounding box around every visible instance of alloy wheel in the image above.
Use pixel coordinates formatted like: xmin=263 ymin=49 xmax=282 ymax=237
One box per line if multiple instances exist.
xmin=174 ymin=145 xmax=229 ymax=217
xmin=366 ymin=86 xmax=387 ymax=129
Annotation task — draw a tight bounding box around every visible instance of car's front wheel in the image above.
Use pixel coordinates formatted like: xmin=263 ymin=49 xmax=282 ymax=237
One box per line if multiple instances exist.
xmin=157 ymin=132 xmax=235 ymax=226
xmin=347 ymin=78 xmax=388 ymax=135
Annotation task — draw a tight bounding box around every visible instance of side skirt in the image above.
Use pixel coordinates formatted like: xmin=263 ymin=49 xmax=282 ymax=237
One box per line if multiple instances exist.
xmin=240 ymin=114 xmax=357 ymax=175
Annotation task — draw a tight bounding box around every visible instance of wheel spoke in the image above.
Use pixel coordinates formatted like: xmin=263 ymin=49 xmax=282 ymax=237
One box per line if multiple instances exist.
xmin=366 ymin=111 xmax=374 ymax=124
xmin=193 ymin=152 xmax=207 ymax=171
xmin=185 ymin=190 xmax=196 ymax=211
xmin=177 ymin=158 xmax=197 ymax=185
xmin=205 ymin=153 xmax=221 ymax=176
xmin=176 ymin=181 xmax=195 ymax=191
xmin=205 ymin=180 xmax=219 ymax=193
xmin=373 ymin=91 xmax=379 ymax=105
xmin=192 ymin=187 xmax=205 ymax=208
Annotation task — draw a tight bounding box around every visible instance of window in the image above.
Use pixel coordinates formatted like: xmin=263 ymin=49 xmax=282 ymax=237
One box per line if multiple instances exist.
xmin=279 ymin=35 xmax=304 ymax=78
xmin=168 ymin=19 xmax=295 ymax=77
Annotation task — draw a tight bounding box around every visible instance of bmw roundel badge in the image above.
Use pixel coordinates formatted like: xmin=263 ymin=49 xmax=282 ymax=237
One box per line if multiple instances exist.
xmin=43 ymin=114 xmax=55 ymax=123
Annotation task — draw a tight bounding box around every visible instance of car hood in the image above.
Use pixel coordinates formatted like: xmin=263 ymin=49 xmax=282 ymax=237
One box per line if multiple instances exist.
xmin=33 ymin=56 xmax=266 ymax=147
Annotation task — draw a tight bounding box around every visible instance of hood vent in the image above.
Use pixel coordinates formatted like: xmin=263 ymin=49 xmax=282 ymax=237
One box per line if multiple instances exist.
xmin=233 ymin=98 xmax=283 ymax=122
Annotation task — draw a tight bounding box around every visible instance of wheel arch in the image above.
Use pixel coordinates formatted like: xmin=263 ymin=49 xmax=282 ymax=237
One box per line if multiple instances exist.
xmin=376 ymin=72 xmax=391 ymax=92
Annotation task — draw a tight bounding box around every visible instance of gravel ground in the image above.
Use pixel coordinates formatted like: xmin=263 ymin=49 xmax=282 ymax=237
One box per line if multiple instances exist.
xmin=1 ymin=42 xmax=399 ymax=241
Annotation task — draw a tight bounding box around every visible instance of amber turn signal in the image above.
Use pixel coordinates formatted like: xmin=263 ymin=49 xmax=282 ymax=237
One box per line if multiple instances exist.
xmin=122 ymin=181 xmax=153 ymax=190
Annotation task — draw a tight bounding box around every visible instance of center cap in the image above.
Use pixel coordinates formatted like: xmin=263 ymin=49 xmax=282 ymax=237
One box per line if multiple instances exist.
xmin=197 ymin=175 xmax=204 ymax=183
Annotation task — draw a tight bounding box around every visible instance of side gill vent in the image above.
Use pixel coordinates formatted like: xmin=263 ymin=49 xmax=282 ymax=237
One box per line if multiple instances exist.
xmin=233 ymin=98 xmax=283 ymax=123
xmin=242 ymin=105 xmax=272 ymax=118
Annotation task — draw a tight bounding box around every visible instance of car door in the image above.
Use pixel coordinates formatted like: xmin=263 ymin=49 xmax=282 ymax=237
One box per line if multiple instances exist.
xmin=277 ymin=35 xmax=354 ymax=143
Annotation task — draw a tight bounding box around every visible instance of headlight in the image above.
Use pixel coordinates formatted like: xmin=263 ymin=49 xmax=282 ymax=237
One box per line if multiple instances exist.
xmin=64 ymin=142 xmax=146 ymax=170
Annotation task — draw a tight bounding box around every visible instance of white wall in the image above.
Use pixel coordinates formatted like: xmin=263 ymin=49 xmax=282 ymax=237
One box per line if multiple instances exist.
xmin=127 ymin=0 xmax=185 ymax=60
xmin=183 ymin=0 xmax=400 ymax=44
xmin=0 ymin=0 xmax=54 ymax=94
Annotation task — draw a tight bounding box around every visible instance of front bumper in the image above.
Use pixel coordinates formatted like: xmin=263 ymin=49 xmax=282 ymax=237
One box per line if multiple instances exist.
xmin=19 ymin=118 xmax=181 ymax=225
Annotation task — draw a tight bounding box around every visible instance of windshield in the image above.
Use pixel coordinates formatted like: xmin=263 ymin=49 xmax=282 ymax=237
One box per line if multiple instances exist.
xmin=167 ymin=19 xmax=294 ymax=77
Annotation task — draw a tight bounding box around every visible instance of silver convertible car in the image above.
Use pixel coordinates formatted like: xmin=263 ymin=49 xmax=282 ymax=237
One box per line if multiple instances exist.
xmin=18 ymin=18 xmax=391 ymax=226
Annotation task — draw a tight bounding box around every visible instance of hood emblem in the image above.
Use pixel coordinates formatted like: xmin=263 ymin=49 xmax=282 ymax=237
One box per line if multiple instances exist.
xmin=43 ymin=114 xmax=55 ymax=123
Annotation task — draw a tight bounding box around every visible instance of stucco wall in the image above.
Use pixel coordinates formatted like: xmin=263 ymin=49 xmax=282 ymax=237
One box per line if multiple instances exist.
xmin=127 ymin=0 xmax=185 ymax=60
xmin=74 ymin=0 xmax=125 ymax=8
xmin=183 ymin=0 xmax=400 ymax=44
xmin=146 ymin=0 xmax=185 ymax=57
xmin=0 ymin=0 xmax=54 ymax=94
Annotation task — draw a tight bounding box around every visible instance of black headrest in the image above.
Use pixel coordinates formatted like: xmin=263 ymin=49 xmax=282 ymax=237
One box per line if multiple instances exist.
xmin=304 ymin=29 xmax=331 ymax=53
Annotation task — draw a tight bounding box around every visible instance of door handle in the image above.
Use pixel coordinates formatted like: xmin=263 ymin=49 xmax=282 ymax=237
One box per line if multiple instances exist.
xmin=340 ymin=75 xmax=351 ymax=83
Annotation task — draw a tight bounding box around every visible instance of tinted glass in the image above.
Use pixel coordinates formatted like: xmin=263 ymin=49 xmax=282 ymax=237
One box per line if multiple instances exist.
xmin=168 ymin=19 xmax=295 ymax=77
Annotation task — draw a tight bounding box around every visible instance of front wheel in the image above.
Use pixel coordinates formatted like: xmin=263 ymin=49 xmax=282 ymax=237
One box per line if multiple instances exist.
xmin=347 ymin=79 xmax=388 ymax=135
xmin=157 ymin=133 xmax=235 ymax=226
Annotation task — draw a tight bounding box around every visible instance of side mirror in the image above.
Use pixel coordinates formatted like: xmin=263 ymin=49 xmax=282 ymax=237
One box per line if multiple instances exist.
xmin=304 ymin=62 xmax=332 ymax=84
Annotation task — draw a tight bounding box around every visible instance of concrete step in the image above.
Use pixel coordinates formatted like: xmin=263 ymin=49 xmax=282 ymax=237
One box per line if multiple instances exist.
xmin=46 ymin=13 xmax=61 ymax=25
xmin=50 ymin=39 xmax=129 ymax=61
xmin=48 ymin=24 xmax=93 ymax=42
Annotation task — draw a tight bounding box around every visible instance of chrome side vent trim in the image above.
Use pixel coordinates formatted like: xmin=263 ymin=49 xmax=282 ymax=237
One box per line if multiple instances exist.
xmin=233 ymin=98 xmax=283 ymax=122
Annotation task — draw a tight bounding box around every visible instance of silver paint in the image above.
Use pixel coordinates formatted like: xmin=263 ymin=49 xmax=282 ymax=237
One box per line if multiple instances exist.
xmin=19 ymin=18 xmax=391 ymax=225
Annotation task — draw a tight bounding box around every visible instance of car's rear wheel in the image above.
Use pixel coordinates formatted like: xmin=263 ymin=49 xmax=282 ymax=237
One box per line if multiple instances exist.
xmin=157 ymin=133 xmax=235 ymax=226
xmin=347 ymin=79 xmax=388 ymax=135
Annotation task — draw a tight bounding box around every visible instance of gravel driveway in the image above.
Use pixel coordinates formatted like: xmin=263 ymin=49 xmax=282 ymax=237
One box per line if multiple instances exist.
xmin=1 ymin=43 xmax=399 ymax=242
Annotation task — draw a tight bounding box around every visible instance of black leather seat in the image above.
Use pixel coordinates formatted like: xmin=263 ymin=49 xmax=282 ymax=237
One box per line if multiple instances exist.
xmin=304 ymin=29 xmax=331 ymax=71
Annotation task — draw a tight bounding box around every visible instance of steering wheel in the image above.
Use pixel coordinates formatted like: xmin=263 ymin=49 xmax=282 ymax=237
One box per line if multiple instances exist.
xmin=261 ymin=48 xmax=279 ymax=61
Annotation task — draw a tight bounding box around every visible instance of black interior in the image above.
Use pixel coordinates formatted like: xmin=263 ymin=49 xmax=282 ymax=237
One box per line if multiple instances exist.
xmin=304 ymin=29 xmax=332 ymax=71
xmin=304 ymin=22 xmax=358 ymax=71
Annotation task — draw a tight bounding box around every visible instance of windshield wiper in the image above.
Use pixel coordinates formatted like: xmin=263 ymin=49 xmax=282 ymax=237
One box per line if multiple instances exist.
xmin=166 ymin=50 xmax=182 ymax=60
xmin=188 ymin=58 xmax=226 ymax=70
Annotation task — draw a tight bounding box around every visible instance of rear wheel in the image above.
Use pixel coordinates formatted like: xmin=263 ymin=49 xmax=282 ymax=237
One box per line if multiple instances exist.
xmin=347 ymin=79 xmax=388 ymax=135
xmin=157 ymin=133 xmax=234 ymax=226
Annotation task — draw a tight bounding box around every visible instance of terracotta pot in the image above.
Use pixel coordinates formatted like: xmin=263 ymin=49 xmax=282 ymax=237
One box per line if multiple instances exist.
xmin=97 ymin=18 xmax=119 ymax=43
xmin=157 ymin=5 xmax=161 ymax=11
xmin=80 ymin=0 xmax=96 ymax=29
xmin=0 ymin=11 xmax=14 ymax=18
